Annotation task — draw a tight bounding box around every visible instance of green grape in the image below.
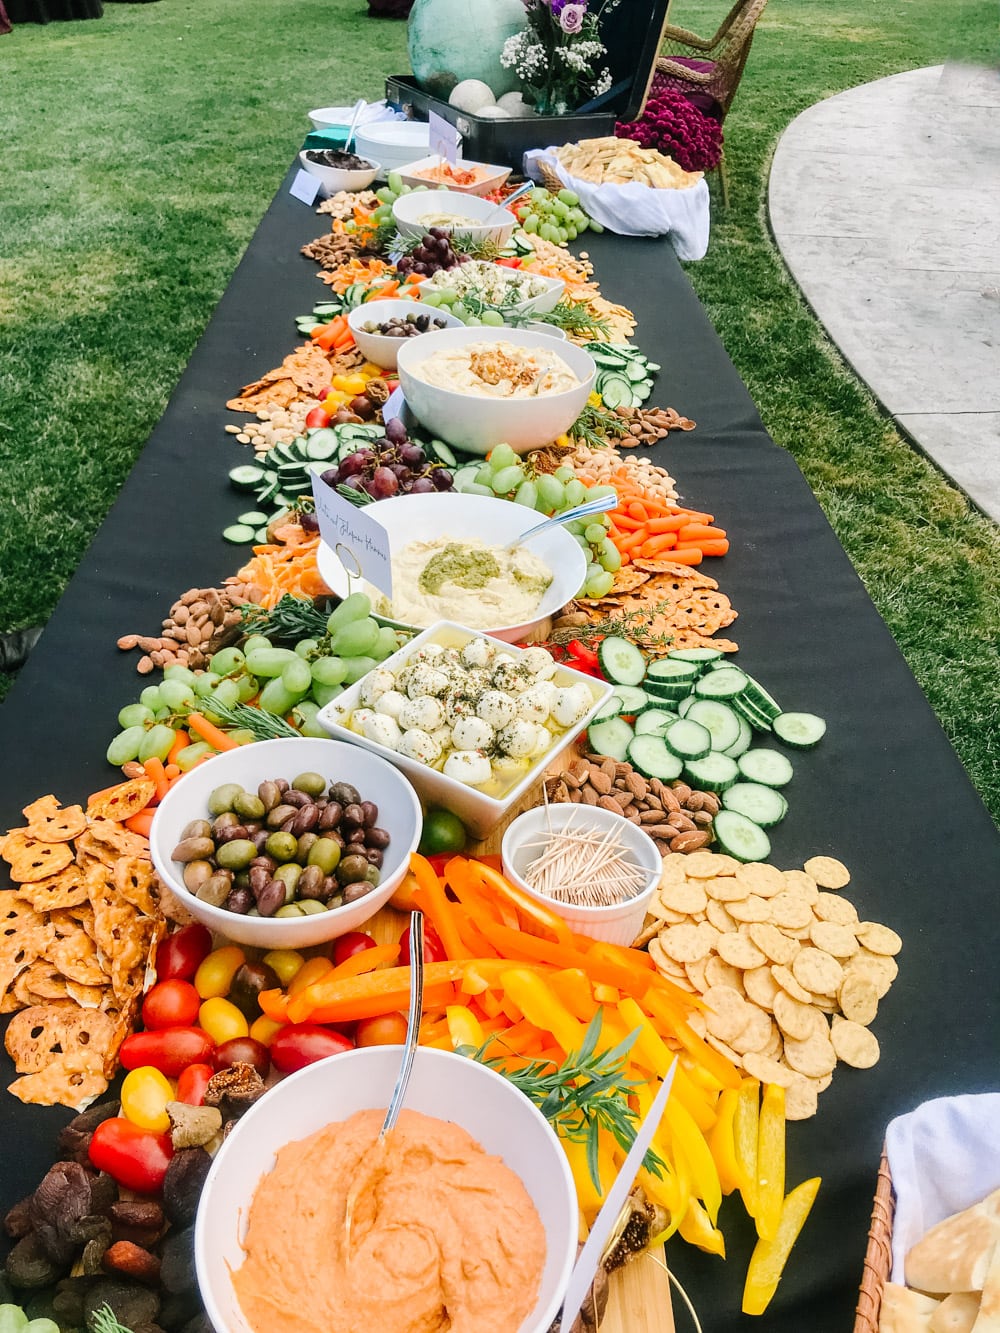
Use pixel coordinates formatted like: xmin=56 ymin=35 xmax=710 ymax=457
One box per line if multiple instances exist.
xmin=535 ymin=473 xmax=565 ymax=511
xmin=521 ymin=213 xmax=539 ymax=233
xmin=138 ymin=724 xmax=177 ymax=763
xmin=420 ymin=289 xmax=443 ymax=307
xmin=387 ymin=171 xmax=403 ymax=194
xmin=311 ymin=655 xmax=348 ymax=687
xmin=586 ymin=561 xmax=603 ymax=581
xmin=245 ymin=646 xmax=299 ymax=678
xmin=343 ymin=655 xmax=378 ymax=684
xmin=451 ymin=302 xmax=469 ymax=322
xmin=373 ymin=204 xmax=393 ymax=222
xmin=565 ymin=519 xmax=585 ymax=535
xmin=259 ymin=678 xmax=297 ymax=716
xmin=554 ymin=466 xmax=575 ymax=484
xmin=589 ymin=219 xmax=605 ymax=234
xmin=153 ymin=707 xmax=172 ymax=722
xmin=599 ymin=541 xmax=622 ymax=572
xmin=209 ymin=646 xmax=245 ymax=675
xmin=465 ymin=482 xmax=495 ymax=496
xmin=539 ymin=223 xmax=560 ymax=244
xmin=237 ymin=673 xmax=259 ymax=703
xmin=553 ymin=200 xmax=570 ymax=219
xmin=177 ymin=741 xmax=214 ymax=771
xmin=569 ymin=208 xmax=587 ymax=226
xmin=564 ymin=479 xmax=587 ymax=507
xmin=139 ymin=685 xmax=163 ymax=711
xmin=281 ymin=658 xmax=312 ymax=698
xmin=118 ymin=703 xmax=153 ymax=729
xmin=490 ymin=443 xmax=518 ymax=470
xmin=327 ymin=592 xmax=371 ymax=633
xmin=480 ymin=309 xmax=505 ymax=327
xmin=465 ymin=314 xmax=482 ymax=325
xmin=376 ymin=186 xmax=395 ymax=204
xmin=491 ymin=464 xmax=525 ymax=494
xmin=213 ymin=678 xmax=241 ymax=709
xmin=572 ymin=533 xmax=589 ymax=549
xmin=311 ymin=681 xmax=344 ymax=708
xmin=372 ymin=626 xmax=401 ymax=661
xmin=163 ymin=664 xmax=197 ymax=686
xmin=294 ymin=638 xmax=319 ymax=659
xmin=226 ymin=728 xmax=257 ymax=747
xmin=514 ymin=480 xmax=538 ymax=508
xmin=586 ymin=570 xmax=616 ymax=598
xmin=294 ymin=700 xmax=328 ymax=738
xmin=475 ymin=465 xmax=494 ymax=486
xmin=330 ymin=617 xmax=380 ymax=658
xmin=565 ymin=225 xmax=578 ymax=240
xmin=558 ymin=188 xmax=580 ymax=206
xmin=242 ymin=633 xmax=272 ymax=655
xmin=435 ymin=288 xmax=458 ymax=305
xmin=106 ymin=726 xmax=145 ymax=766
xmin=193 ymin=672 xmax=221 ymax=698
xmin=588 ymin=484 xmax=617 ymax=501
xmin=584 ymin=523 xmax=607 ymax=544
xmin=160 ymin=679 xmax=196 ymax=711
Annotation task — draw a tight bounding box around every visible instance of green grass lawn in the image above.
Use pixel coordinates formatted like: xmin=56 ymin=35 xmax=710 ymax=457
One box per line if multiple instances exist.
xmin=1 ymin=0 xmax=997 ymax=818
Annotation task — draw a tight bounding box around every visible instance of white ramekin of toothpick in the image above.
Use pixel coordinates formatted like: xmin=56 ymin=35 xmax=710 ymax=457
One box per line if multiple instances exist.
xmin=501 ymin=797 xmax=662 ymax=946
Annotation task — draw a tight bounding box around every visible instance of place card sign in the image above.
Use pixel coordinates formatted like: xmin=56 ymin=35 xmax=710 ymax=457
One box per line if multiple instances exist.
xmin=311 ymin=473 xmax=393 ymax=598
xmin=289 ymin=169 xmax=322 ymax=206
xmin=429 ymin=110 xmax=461 ymax=165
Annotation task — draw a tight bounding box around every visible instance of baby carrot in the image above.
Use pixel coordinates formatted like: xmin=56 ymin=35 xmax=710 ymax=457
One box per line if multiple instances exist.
xmin=613 ymin=514 xmax=646 ymax=531
xmin=673 ymin=509 xmax=715 ymax=525
xmin=686 ymin=539 xmax=730 ymax=557
xmin=124 ymin=809 xmax=155 ymax=838
xmin=678 ymin=524 xmax=727 ymax=543
xmin=666 ymin=548 xmax=704 ymax=565
xmin=163 ymin=764 xmax=181 ymax=781
xmin=142 ymin=758 xmax=169 ymax=802
xmin=647 ymin=515 xmax=688 ymax=533
xmin=640 ymin=533 xmax=678 ymax=556
xmin=187 ymin=711 xmax=241 ymax=752
xmin=166 ymin=730 xmax=190 ymax=765
xmin=628 ymin=501 xmax=649 ymax=522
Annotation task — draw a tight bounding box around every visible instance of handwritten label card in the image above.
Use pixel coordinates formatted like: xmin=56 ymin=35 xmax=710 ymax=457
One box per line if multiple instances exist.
xmin=429 ymin=110 xmax=461 ymax=165
xmin=311 ymin=473 xmax=393 ymax=599
xmin=289 ymin=169 xmax=322 ymax=206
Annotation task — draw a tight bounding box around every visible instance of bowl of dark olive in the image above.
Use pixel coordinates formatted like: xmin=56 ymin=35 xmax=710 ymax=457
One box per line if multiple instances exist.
xmin=298 ymin=148 xmax=380 ymax=194
xmin=347 ymin=298 xmax=464 ymax=370
xmin=148 ymin=738 xmax=422 ymax=947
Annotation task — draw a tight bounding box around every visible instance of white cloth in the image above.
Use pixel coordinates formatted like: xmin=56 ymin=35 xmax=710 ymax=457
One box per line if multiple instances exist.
xmin=885 ymin=1093 xmax=1000 ymax=1283
xmin=523 ymin=146 xmax=711 ymax=260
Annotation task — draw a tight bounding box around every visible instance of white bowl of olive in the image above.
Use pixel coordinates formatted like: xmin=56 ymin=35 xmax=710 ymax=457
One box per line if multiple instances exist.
xmin=148 ymin=738 xmax=422 ymax=948
xmin=347 ymin=299 xmax=464 ymax=370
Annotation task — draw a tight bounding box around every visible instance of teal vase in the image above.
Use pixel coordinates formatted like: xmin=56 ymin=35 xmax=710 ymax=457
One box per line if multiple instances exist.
xmin=408 ymin=0 xmax=526 ymax=101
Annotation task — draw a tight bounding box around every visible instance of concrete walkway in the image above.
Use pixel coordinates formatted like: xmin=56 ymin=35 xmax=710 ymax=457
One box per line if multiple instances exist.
xmin=768 ymin=63 xmax=1000 ymax=523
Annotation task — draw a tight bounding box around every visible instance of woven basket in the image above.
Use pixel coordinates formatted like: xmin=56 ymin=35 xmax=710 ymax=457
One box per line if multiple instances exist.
xmin=853 ymin=1149 xmax=895 ymax=1333
xmin=538 ymin=160 xmax=564 ymax=194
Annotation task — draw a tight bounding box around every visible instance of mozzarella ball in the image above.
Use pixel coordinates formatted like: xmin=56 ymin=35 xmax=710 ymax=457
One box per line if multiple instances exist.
xmin=461 ymin=637 xmax=497 ymax=669
xmin=350 ymin=707 xmax=377 ymax=734
xmin=516 ymin=680 xmax=557 ymax=724
xmin=520 ymin=646 xmax=557 ymax=679
xmin=410 ymin=643 xmax=445 ymax=664
xmin=443 ymin=750 xmax=493 ymax=786
xmin=551 ymin=683 xmax=594 ymax=728
xmin=361 ymin=713 xmax=403 ymax=749
xmin=443 ymin=689 xmax=478 ymax=723
xmin=358 ymin=668 xmax=396 ymax=707
xmin=399 ymin=696 xmax=445 ymax=732
xmin=490 ymin=657 xmax=532 ymax=694
xmin=374 ymin=688 xmax=408 ymax=720
xmin=431 ymin=725 xmax=453 ymax=752
xmin=397 ymin=729 xmax=441 ymax=764
xmin=495 ymin=719 xmax=538 ymax=758
xmin=452 ymin=716 xmax=494 ymax=750
xmin=406 ymin=666 xmax=449 ymax=699
xmin=529 ymin=724 xmax=553 ymax=758
xmin=476 ymin=689 xmax=517 ymax=728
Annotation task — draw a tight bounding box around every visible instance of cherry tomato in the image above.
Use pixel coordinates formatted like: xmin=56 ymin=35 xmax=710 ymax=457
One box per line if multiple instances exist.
xmin=121 ymin=1066 xmax=175 ymax=1134
xmin=315 ymin=385 xmax=333 ymax=401
xmin=356 ymin=1013 xmax=408 ymax=1047
xmin=269 ymin=1025 xmax=354 ymax=1074
xmin=305 ymin=406 xmax=331 ymax=429
xmin=176 ymin=1062 xmax=214 ymax=1107
xmin=389 ymin=870 xmax=421 ymax=913
xmin=120 ymin=1027 xmax=216 ymax=1078
xmin=141 ymin=979 xmax=201 ymax=1031
xmin=331 ymin=932 xmax=376 ymax=967
xmin=89 ymin=1118 xmax=173 ymax=1193
xmin=400 ymin=922 xmax=446 ymax=966
xmin=214 ymin=1037 xmax=271 ymax=1078
xmin=156 ymin=923 xmax=212 ymax=982
xmin=250 ymin=1014 xmax=285 ymax=1047
xmin=194 ymin=946 xmax=246 ymax=999
xmin=198 ymin=997 xmax=249 ymax=1045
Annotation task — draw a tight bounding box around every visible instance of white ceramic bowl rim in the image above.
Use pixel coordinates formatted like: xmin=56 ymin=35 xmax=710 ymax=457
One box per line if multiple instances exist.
xmin=346 ymin=300 xmax=463 ymax=335
xmin=396 ymin=323 xmax=594 ymax=401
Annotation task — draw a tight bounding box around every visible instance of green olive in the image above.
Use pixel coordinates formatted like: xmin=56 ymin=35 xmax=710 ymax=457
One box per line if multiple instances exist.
xmin=208 ymin=783 xmax=245 ymax=816
xmin=298 ymin=899 xmax=328 ymax=915
xmin=273 ymin=863 xmax=302 ymax=897
xmin=265 ymin=831 xmax=299 ymax=863
xmin=233 ymin=791 xmax=267 ymax=821
xmin=292 ymin=771 xmax=327 ymax=797
xmin=295 ymin=832 xmax=319 ymax=862
xmin=363 ymin=863 xmax=381 ymax=886
xmin=274 ymin=903 xmax=307 ymax=918
xmin=307 ymin=839 xmax=341 ymax=875
xmin=336 ymin=853 xmax=370 ymax=886
xmin=215 ymin=839 xmax=258 ymax=871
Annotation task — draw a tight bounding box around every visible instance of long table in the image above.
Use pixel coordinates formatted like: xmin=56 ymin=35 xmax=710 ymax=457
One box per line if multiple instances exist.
xmin=2 ymin=168 xmax=998 ymax=1331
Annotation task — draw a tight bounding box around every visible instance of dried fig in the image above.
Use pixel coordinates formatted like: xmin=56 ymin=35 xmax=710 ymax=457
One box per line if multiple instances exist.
xmin=162 ymin=1148 xmax=212 ymax=1228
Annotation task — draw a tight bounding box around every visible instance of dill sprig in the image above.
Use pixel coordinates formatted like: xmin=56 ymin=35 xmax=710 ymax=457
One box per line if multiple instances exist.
xmin=240 ymin=595 xmax=329 ymax=643
xmin=548 ymin=601 xmax=677 ymax=651
xmin=568 ymin=401 xmax=632 ymax=450
xmin=465 ymin=1011 xmax=666 ymax=1191
xmin=201 ymin=699 xmax=300 ymax=741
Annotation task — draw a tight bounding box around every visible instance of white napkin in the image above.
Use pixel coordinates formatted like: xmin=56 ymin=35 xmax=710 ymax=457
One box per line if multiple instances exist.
xmin=885 ymin=1093 xmax=1000 ymax=1282
xmin=523 ymin=147 xmax=711 ymax=260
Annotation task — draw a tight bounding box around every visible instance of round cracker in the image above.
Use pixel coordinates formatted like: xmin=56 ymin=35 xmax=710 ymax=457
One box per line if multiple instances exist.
xmin=770 ymin=963 xmax=813 ymax=1004
xmin=846 ymin=951 xmax=898 ymax=998
xmin=830 ymin=1016 xmax=880 ymax=1069
xmin=839 ymin=973 xmax=879 ymax=1026
xmin=704 ymin=985 xmax=752 ymax=1043
xmin=748 ymin=921 xmax=800 ymax=966
xmin=648 ymin=935 xmax=688 ymax=978
xmin=734 ymin=861 xmax=785 ymax=898
xmin=704 ymin=1032 xmax=742 ymax=1068
xmin=684 ymin=957 xmax=709 ymax=994
xmin=803 ymin=855 xmax=851 ymax=889
xmin=660 ymin=879 xmax=708 ymax=916
xmin=717 ymin=931 xmax=767 ymax=971
xmin=781 ymin=869 xmax=819 ymax=903
xmin=783 ymin=1029 xmax=837 ymax=1078
xmin=704 ymin=875 xmax=749 ymax=903
xmin=784 ymin=1074 xmax=820 ymax=1120
xmin=706 ymin=899 xmax=737 ymax=933
xmin=792 ymin=947 xmax=844 ymax=997
xmin=682 ymin=852 xmax=740 ymax=879
xmin=769 ymin=890 xmax=814 ymax=931
xmin=727 ymin=894 xmax=771 ymax=924
xmin=855 ymin=921 xmax=902 ymax=957
xmin=743 ymin=965 xmax=781 ymax=1011
xmin=686 ymin=1009 xmax=707 ymax=1039
xmin=731 ymin=1006 xmax=773 ymax=1055
xmin=659 ymin=922 xmax=715 ymax=964
xmin=742 ymin=1052 xmax=795 ymax=1087
xmin=813 ymin=892 xmax=859 ymax=926
xmin=809 ymin=920 xmax=859 ymax=959
xmin=704 ymin=955 xmax=745 ymax=993
xmin=773 ymin=990 xmax=825 ymax=1042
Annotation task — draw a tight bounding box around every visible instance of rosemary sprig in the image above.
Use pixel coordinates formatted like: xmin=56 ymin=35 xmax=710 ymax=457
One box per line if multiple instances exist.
xmin=90 ymin=1307 xmax=134 ymax=1333
xmin=200 ymin=699 xmax=300 ymax=741
xmin=337 ymin=482 xmax=374 ymax=507
xmin=240 ymin=595 xmax=329 ymax=643
xmin=568 ymin=401 xmax=632 ymax=450
xmin=548 ymin=600 xmax=677 ymax=651
xmin=508 ymin=299 xmax=611 ymax=341
xmin=465 ymin=1011 xmax=666 ymax=1191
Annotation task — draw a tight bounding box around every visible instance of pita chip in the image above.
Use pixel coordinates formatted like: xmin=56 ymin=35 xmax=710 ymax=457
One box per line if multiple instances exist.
xmin=930 ymin=1292 xmax=981 ymax=1333
xmin=971 ymin=1240 xmax=1000 ymax=1331
xmin=906 ymin=1190 xmax=1000 ymax=1295
xmin=880 ymin=1282 xmax=940 ymax=1333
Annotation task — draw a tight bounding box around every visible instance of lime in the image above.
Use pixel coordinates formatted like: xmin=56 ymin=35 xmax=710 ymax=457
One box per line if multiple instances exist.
xmin=419 ymin=808 xmax=468 ymax=856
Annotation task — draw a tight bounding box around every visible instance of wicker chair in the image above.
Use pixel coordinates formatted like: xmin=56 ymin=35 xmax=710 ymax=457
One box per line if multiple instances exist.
xmin=655 ymin=0 xmax=769 ymax=203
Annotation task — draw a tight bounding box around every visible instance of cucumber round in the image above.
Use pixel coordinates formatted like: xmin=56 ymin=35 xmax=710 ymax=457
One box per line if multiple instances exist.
xmin=597 ymin=636 xmax=647 ymax=687
xmin=713 ymin=810 xmax=771 ymax=863
xmin=663 ymin=718 xmax=712 ymax=761
xmin=694 ymin=667 xmax=748 ymax=700
xmin=221 ymin=523 xmax=257 ymax=544
xmin=684 ymin=699 xmax=742 ymax=752
xmin=587 ymin=716 xmax=634 ymax=763
xmin=773 ymin=712 xmax=827 ymax=749
xmin=684 ymin=752 xmax=740 ymax=793
xmin=722 ymin=782 xmax=788 ymax=829
xmin=737 ymin=748 xmax=794 ymax=788
xmin=627 ymin=735 xmax=683 ymax=782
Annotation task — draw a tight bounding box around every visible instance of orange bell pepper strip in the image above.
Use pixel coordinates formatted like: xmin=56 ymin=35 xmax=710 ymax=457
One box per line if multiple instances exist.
xmin=468 ymin=860 xmax=573 ymax=945
xmin=734 ymin=1077 xmax=761 ymax=1219
xmin=287 ymin=960 xmax=478 ymax=1024
xmin=124 ymin=809 xmax=155 ymax=837
xmin=548 ymin=969 xmax=597 ymax=1022
xmin=409 ymin=853 xmax=471 ymax=959
xmin=644 ymin=990 xmax=741 ymax=1090
xmin=258 ymin=988 xmax=290 ymax=1023
xmin=328 ymin=942 xmax=400 ymax=980
xmin=755 ymin=1083 xmax=786 ymax=1241
xmin=741 ymin=1176 xmax=821 ymax=1315
xmin=500 ymin=968 xmax=589 ymax=1056
xmin=450 ymin=906 xmax=499 ymax=958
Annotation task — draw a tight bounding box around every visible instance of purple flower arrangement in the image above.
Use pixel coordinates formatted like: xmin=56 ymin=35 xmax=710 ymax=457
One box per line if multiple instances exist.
xmin=616 ymin=78 xmax=724 ymax=172
xmin=502 ymin=0 xmax=620 ymax=115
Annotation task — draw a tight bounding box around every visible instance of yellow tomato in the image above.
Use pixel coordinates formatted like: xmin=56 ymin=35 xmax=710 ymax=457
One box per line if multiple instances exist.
xmin=249 ymin=1014 xmax=285 ymax=1047
xmin=262 ymin=949 xmax=305 ymax=987
xmin=121 ymin=1066 xmax=175 ymax=1134
xmin=199 ymin=996 xmax=249 ymax=1044
xmin=287 ymin=956 xmax=334 ymax=996
xmin=194 ymin=946 xmax=245 ymax=999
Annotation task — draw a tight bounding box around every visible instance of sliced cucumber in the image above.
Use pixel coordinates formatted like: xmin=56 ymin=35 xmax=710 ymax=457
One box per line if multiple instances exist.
xmin=237 ymin=510 xmax=269 ymax=527
xmin=684 ymin=699 xmax=742 ymax=753
xmin=229 ymin=464 xmax=266 ymax=491
xmin=722 ymin=713 xmax=753 ymax=758
xmin=722 ymin=782 xmax=788 ymax=829
xmin=668 ymin=647 xmax=723 ymax=668
xmin=627 ymin=735 xmax=683 ymax=782
xmin=694 ymin=667 xmax=748 ymax=700
xmin=684 ymin=752 xmax=740 ymax=793
xmin=597 ymin=636 xmax=647 ymax=687
xmin=677 ymin=695 xmax=697 ymax=718
xmin=645 ymin=678 xmax=695 ymax=702
xmin=597 ymin=374 xmax=635 ymax=409
xmin=634 ymin=709 xmax=677 ymax=736
xmin=663 ymin=718 xmax=712 ymax=762
xmin=773 ymin=712 xmax=827 ymax=749
xmin=739 ymin=673 xmax=782 ymax=722
xmin=587 ymin=717 xmax=634 ymax=762
xmin=646 ymin=659 xmax=699 ymax=686
xmin=427 ymin=438 xmax=458 ymax=467
xmin=713 ymin=810 xmax=771 ymax=863
xmin=732 ymin=693 xmax=775 ymax=732
xmin=605 ymin=685 xmax=649 ymax=715
xmin=737 ymin=749 xmax=794 ymax=788
xmin=592 ymin=695 xmax=624 ymax=722
xmin=305 ymin=429 xmax=340 ymax=461
xmin=222 ymin=523 xmax=257 ymax=544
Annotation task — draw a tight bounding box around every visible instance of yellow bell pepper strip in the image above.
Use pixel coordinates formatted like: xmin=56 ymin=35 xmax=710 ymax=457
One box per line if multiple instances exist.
xmin=560 ymin=1133 xmax=606 ymax=1220
xmin=666 ymin=1064 xmax=718 ymax=1136
xmin=593 ymin=983 xmax=620 ymax=1004
xmin=500 ymin=968 xmax=589 ymax=1056
xmin=548 ymin=968 xmax=597 ymax=1021
xmin=446 ymin=1005 xmax=485 ymax=1051
xmin=678 ymin=1197 xmax=726 ymax=1258
xmin=639 ymin=1163 xmax=685 ymax=1239
xmin=618 ymin=997 xmax=674 ymax=1077
xmin=666 ymin=1097 xmax=722 ymax=1226
xmin=741 ymin=1175 xmax=821 ymax=1315
xmin=708 ymin=1088 xmax=748 ymax=1197
xmin=643 ymin=990 xmax=741 ymax=1091
xmin=755 ymin=1083 xmax=787 ymax=1241
xmin=328 ymin=942 xmax=400 ymax=980
xmin=734 ymin=1078 xmax=761 ymax=1220
xmin=478 ymin=988 xmax=504 ymax=1018
xmin=408 ymin=853 xmax=471 ymax=960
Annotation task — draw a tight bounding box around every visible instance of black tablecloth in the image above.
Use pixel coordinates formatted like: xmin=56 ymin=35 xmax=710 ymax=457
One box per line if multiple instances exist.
xmin=5 ymin=0 xmax=101 ymax=21
xmin=1 ymin=169 xmax=998 ymax=1331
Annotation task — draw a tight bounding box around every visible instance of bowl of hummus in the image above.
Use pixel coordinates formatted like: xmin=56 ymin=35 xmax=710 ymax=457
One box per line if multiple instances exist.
xmin=315 ymin=492 xmax=587 ymax=643
xmin=397 ymin=327 xmax=596 ymax=455
xmin=392 ymin=188 xmax=518 ymax=247
xmin=195 ymin=1046 xmax=577 ymax=1333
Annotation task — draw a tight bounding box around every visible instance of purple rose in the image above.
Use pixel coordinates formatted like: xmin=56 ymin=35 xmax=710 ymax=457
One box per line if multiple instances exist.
xmin=559 ymin=3 xmax=585 ymax=33
xmin=550 ymin=0 xmax=566 ymax=12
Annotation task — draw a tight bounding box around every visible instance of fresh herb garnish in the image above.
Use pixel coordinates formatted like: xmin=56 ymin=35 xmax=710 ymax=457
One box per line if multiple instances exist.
xmin=568 ymin=401 xmax=632 ymax=450
xmin=508 ymin=299 xmax=611 ymax=341
xmin=548 ymin=600 xmax=676 ymax=651
xmin=90 ymin=1307 xmax=135 ymax=1333
xmin=200 ymin=698 xmax=300 ymax=741
xmin=240 ymin=595 xmax=329 ymax=643
xmin=337 ymin=482 xmax=375 ymax=506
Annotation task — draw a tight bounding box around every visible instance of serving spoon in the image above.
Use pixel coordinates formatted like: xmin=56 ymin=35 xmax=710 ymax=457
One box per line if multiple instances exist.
xmin=343 ymin=98 xmax=366 ymax=155
xmin=507 ymin=492 xmax=618 ymax=551
xmin=486 ymin=179 xmax=535 ymax=222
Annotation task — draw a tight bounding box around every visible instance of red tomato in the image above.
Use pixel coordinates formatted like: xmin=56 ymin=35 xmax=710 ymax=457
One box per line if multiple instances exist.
xmin=356 ymin=1013 xmax=408 ymax=1047
xmin=213 ymin=1037 xmax=271 ymax=1078
xmin=425 ymin=854 xmax=451 ymax=878
xmin=495 ymin=256 xmax=522 ymax=268
xmin=331 ymin=932 xmax=376 ymax=967
xmin=269 ymin=1025 xmax=354 ymax=1074
xmin=120 ymin=1027 xmax=216 ymax=1078
xmin=400 ymin=922 xmax=446 ymax=966
xmin=176 ymin=1062 xmax=215 ymax=1107
xmin=89 ymin=1118 xmax=173 ymax=1193
xmin=305 ymin=406 xmax=331 ymax=429
xmin=316 ymin=385 xmax=333 ymax=400
xmin=156 ymin=923 xmax=213 ymax=982
xmin=141 ymin=979 xmax=201 ymax=1031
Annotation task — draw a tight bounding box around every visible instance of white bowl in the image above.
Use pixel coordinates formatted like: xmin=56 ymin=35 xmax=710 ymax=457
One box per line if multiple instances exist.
xmin=148 ymin=738 xmax=421 ymax=948
xmin=195 ymin=1046 xmax=577 ymax=1333
xmin=396 ymin=325 xmax=595 ymax=456
xmin=314 ymin=491 xmax=586 ymax=640
xmin=346 ymin=299 xmax=464 ymax=371
xmin=355 ymin=121 xmax=431 ymax=173
xmin=317 ymin=622 xmax=613 ymax=838
xmin=419 ymin=262 xmax=565 ymax=319
xmin=502 ymin=804 xmax=662 ymax=946
xmin=392 ymin=188 xmax=518 ymax=246
xmin=520 ymin=319 xmax=568 ymax=340
xmin=307 ymin=105 xmax=353 ymax=132
xmin=298 ymin=150 xmax=379 ymax=196
xmin=396 ymin=154 xmax=512 ymax=196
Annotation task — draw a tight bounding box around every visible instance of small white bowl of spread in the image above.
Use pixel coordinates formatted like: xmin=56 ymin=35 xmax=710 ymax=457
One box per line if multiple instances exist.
xmin=196 ymin=1045 xmax=578 ymax=1333
xmin=392 ymin=188 xmax=519 ymax=247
